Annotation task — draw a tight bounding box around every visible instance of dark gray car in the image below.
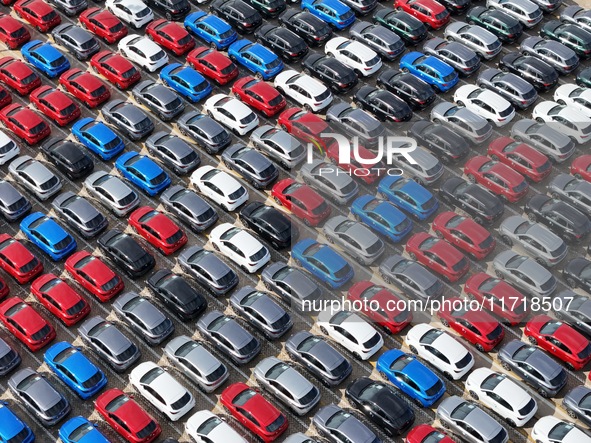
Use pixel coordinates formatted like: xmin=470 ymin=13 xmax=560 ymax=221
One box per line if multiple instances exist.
xmin=444 ymin=22 xmax=502 ymax=60
xmin=326 ymin=102 xmax=386 ymax=148
xmin=102 ymin=100 xmax=155 ymax=140
xmin=285 ymin=433 xmax=320 ymax=443
xmin=511 ymin=119 xmax=576 ymax=162
xmin=145 ymin=132 xmax=200 ymax=175
xmin=52 ymin=191 xmax=108 ymax=238
xmin=552 ymin=290 xmax=591 ymax=338
xmin=549 ymin=174 xmax=591 ymax=217
xmin=262 ymin=262 xmax=322 ymax=309
xmin=498 ymin=339 xmax=566 ymax=397
xmin=222 ymin=144 xmax=278 ymax=189
xmin=379 ymin=254 xmax=444 ymax=301
xmin=178 ymin=245 xmax=238 ymax=295
xmin=423 ymin=37 xmax=480 ymax=76
xmin=0 ymin=337 xmax=20 ymax=375
xmin=177 ymin=112 xmax=231 ymax=154
xmin=563 ymin=386 xmax=591 ymax=426
xmin=477 ymin=68 xmax=538 ymax=109
xmin=78 ymin=316 xmax=141 ymax=372
xmin=52 ymin=24 xmax=99 ymax=60
xmin=8 ymin=367 xmax=70 ymax=426
xmin=132 ymin=81 xmax=185 ymax=121
xmin=113 ymin=291 xmax=174 ymax=345
xmin=313 ymin=404 xmax=381 ymax=443
xmin=196 ymin=310 xmax=261 ymax=365
xmin=431 ymin=101 xmax=492 ymax=143
xmin=349 ymin=22 xmax=404 ymax=61
xmin=323 ymin=216 xmax=384 ymax=265
xmin=0 ymin=179 xmax=31 ymax=221
xmin=250 ymin=125 xmax=306 ymax=169
xmin=48 ymin=0 xmax=87 ymax=15
xmin=301 ymin=159 xmax=358 ymax=205
xmin=84 ymin=171 xmax=140 ymax=217
xmin=160 ymin=185 xmax=217 ymax=233
xmin=521 ymin=36 xmax=579 ymax=74
xmin=493 ymin=250 xmax=557 ymax=297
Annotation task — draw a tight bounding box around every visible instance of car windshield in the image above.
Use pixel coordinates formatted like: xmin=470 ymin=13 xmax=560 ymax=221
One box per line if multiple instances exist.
xmin=122 ymin=67 xmax=138 ymax=79
xmin=250 ymin=247 xmax=267 ymax=262
xmin=136 ymin=7 xmax=151 ymax=17
xmin=30 ymin=122 xmax=47 ymax=135
xmin=326 ymin=411 xmax=350 ymax=429
xmin=266 ymin=58 xmax=282 ymax=69
xmin=266 ymin=415 xmax=286 ymax=433
xmin=31 ymin=325 xmax=51 ymax=342
xmin=91 ymin=86 xmax=107 ymax=97
xmin=442 ymin=72 xmax=456 ymax=82
xmin=50 ymin=56 xmax=67 ymax=67
xmin=136 ymin=421 xmax=157 ymax=439
xmin=170 ymin=392 xmax=191 ymax=410
xmin=450 ymin=402 xmax=475 ymax=420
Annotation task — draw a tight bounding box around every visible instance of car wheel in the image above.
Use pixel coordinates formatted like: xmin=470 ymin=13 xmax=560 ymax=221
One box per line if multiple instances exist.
xmin=500 ymin=360 xmax=511 ymax=371
xmin=433 ymin=118 xmax=441 ymax=124
xmin=447 ymin=36 xmax=454 ymax=42
xmin=567 ymin=409 xmax=577 ymax=419
xmin=500 ymin=235 xmax=512 ymax=246
xmin=475 ymin=343 xmax=485 ymax=352
xmin=537 ymin=389 xmax=548 ymax=398
xmin=325 ymin=235 xmax=334 ymax=244
xmin=273 ymin=196 xmax=282 ymax=206
xmin=319 ymin=326 xmax=328 ymax=335
xmin=408 ymin=252 xmax=416 ymax=260
xmin=434 ymin=230 xmax=443 ymax=239
xmin=165 ymin=12 xmax=172 ymax=20
xmin=474 ymin=216 xmax=484 ymax=225
xmin=255 ymin=72 xmax=263 ymax=80
xmin=304 ymin=218 xmax=311 ymax=227
xmin=535 ymin=117 xmax=544 ymax=123
xmin=468 ymin=390 xmax=478 ymax=400
xmin=506 ymin=419 xmax=516 ymax=428
xmin=352 ymin=352 xmax=362 ymax=360
xmin=535 ymin=257 xmax=546 ymax=266
xmin=527 ymin=335 xmax=537 ymax=345
xmin=566 ymin=277 xmax=577 ymax=288
xmin=440 ymin=420 xmax=450 ymax=429
xmin=466 ymin=173 xmax=476 ymax=183
xmin=440 ymin=317 xmax=449 ymax=327
xmin=494 ymin=270 xmax=504 ymax=278
xmin=327 ymin=52 xmax=334 ymax=58
xmin=212 ymin=242 xmax=220 ymax=251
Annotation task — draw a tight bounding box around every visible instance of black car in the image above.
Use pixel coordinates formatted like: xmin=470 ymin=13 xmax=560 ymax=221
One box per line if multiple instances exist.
xmin=439 ymin=0 xmax=470 ymax=14
xmin=354 ymin=85 xmax=412 ymax=122
xmin=239 ymin=201 xmax=297 ymax=249
xmin=524 ymin=194 xmax=591 ymax=242
xmin=210 ymin=0 xmax=262 ymax=33
xmin=279 ymin=9 xmax=332 ymax=46
xmin=439 ymin=177 xmax=504 ymax=225
xmin=97 ymin=229 xmax=155 ymax=278
xmin=563 ymin=259 xmax=591 ymax=294
xmin=466 ymin=6 xmax=523 ymax=43
xmin=541 ymin=21 xmax=591 ymax=59
xmin=40 ymin=137 xmax=94 ymax=179
xmin=373 ymin=8 xmax=427 ymax=45
xmin=376 ymin=69 xmax=436 ymax=109
xmin=409 ymin=120 xmax=469 ymax=163
xmin=302 ymin=54 xmax=358 ymax=93
xmin=243 ymin=0 xmax=286 ymax=17
xmin=254 ymin=25 xmax=308 ymax=61
xmin=147 ymin=269 xmax=208 ymax=320
xmin=340 ymin=0 xmax=377 ymax=16
xmin=146 ymin=0 xmax=190 ymax=20
xmin=499 ymin=52 xmax=559 ymax=92
xmin=345 ymin=377 xmax=415 ymax=436
xmin=577 ymin=66 xmax=591 ymax=88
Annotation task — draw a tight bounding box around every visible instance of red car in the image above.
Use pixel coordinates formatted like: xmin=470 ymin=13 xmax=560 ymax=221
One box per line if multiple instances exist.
xmin=31 ymin=273 xmax=90 ymax=326
xmin=231 ymin=76 xmax=286 ymax=117
xmin=406 ymin=232 xmax=469 ymax=282
xmin=187 ymin=46 xmax=239 ymax=85
xmin=14 ymin=0 xmax=61 ymax=32
xmin=525 ymin=314 xmax=591 ymax=370
xmin=65 ymin=251 xmax=124 ymax=302
xmin=0 ymin=234 xmax=43 ymax=284
xmin=0 ymin=13 xmax=31 ymax=49
xmin=278 ymin=107 xmax=335 ymax=153
xmin=129 ymin=206 xmax=187 ymax=255
xmin=0 ymin=85 xmax=12 ymax=109
xmin=571 ymin=155 xmax=591 ymax=182
xmin=221 ymin=382 xmax=288 ymax=442
xmin=79 ymin=8 xmax=128 ymax=44
xmin=464 ymin=155 xmax=529 ymax=203
xmin=432 ymin=211 xmax=496 ymax=260
xmin=0 ymin=56 xmax=41 ymax=95
xmin=30 ymin=85 xmax=80 ymax=126
xmin=59 ymin=68 xmax=111 ymax=108
xmin=326 ymin=143 xmax=383 ymax=185
xmin=406 ymin=424 xmax=455 ymax=443
xmin=347 ymin=281 xmax=412 ymax=334
xmin=0 ymin=104 xmax=51 ymax=145
xmin=464 ymin=272 xmax=527 ymax=326
xmin=438 ymin=296 xmax=505 ymax=352
xmin=90 ymin=51 xmax=141 ymax=90
xmin=487 ymin=137 xmax=552 ymax=183
xmin=95 ymin=388 xmax=161 ymax=443
xmin=393 ymin=0 xmax=450 ymax=29
xmin=0 ymin=276 xmax=9 ymax=299
xmin=146 ymin=19 xmax=195 ymax=56
xmin=0 ymin=297 xmax=55 ymax=351
xmin=271 ymin=178 xmax=331 ymax=226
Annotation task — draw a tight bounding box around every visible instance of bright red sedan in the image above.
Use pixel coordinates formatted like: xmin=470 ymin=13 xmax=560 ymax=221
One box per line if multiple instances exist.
xmin=31 ymin=273 xmax=90 ymax=326
xmin=90 ymin=51 xmax=141 ymax=90
xmin=129 ymin=206 xmax=187 ymax=255
xmin=0 ymin=234 xmax=43 ymax=284
xmin=571 ymin=155 xmax=591 ymax=182
xmin=187 ymin=46 xmax=239 ymax=85
xmin=406 ymin=232 xmax=470 ymax=282
xmin=0 ymin=56 xmax=41 ymax=95
xmin=65 ymin=251 xmax=124 ymax=302
xmin=487 ymin=136 xmax=552 ymax=183
xmin=146 ymin=19 xmax=195 ymax=56
xmin=30 ymin=85 xmax=81 ymax=126
xmin=464 ymin=155 xmax=529 ymax=203
xmin=393 ymin=0 xmax=450 ymax=29
xmin=432 ymin=211 xmax=496 ymax=260
xmin=278 ymin=107 xmax=335 ymax=153
xmin=0 ymin=13 xmax=30 ymax=49
xmin=0 ymin=297 xmax=56 ymax=351
xmin=59 ymin=68 xmax=111 ymax=108
xmin=80 ymin=8 xmax=128 ymax=44
xmin=407 ymin=425 xmax=455 ymax=443
xmin=14 ymin=0 xmax=61 ymax=32
xmin=0 ymin=104 xmax=51 ymax=145
xmin=271 ymin=178 xmax=331 ymax=226
xmin=231 ymin=76 xmax=286 ymax=117
xmin=326 ymin=143 xmax=383 ymax=185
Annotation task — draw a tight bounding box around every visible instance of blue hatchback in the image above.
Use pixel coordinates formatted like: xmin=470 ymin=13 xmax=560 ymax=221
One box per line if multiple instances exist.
xmin=378 ymin=176 xmax=439 ymax=221
xmin=20 ymin=212 xmax=77 ymax=261
xmin=0 ymin=402 xmax=34 ymax=443
xmin=400 ymin=52 xmax=458 ymax=92
xmin=228 ymin=39 xmax=283 ymax=80
xmin=377 ymin=349 xmax=446 ymax=407
xmin=292 ymin=238 xmax=354 ymax=288
xmin=21 ymin=40 xmax=70 ymax=78
xmin=45 ymin=342 xmax=107 ymax=399
xmin=72 ymin=118 xmax=125 ymax=160
xmin=351 ymin=194 xmax=413 ymax=242
xmin=59 ymin=416 xmax=110 ymax=443
xmin=301 ymin=0 xmax=355 ymax=30
xmin=160 ymin=63 xmax=212 ymax=103
xmin=184 ymin=11 xmax=238 ymax=50
xmin=115 ymin=151 xmax=171 ymax=196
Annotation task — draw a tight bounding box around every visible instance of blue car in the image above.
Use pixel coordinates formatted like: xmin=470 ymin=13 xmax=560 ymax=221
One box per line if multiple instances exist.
xmin=59 ymin=416 xmax=109 ymax=443
xmin=376 ymin=349 xmax=446 ymax=407
xmin=377 ymin=176 xmax=439 ymax=221
xmin=292 ymin=238 xmax=354 ymax=288
xmin=351 ymin=194 xmax=413 ymax=242
xmin=0 ymin=402 xmax=34 ymax=443
xmin=301 ymin=0 xmax=355 ymax=30
xmin=20 ymin=212 xmax=77 ymax=261
xmin=400 ymin=52 xmax=458 ymax=92
xmin=72 ymin=118 xmax=125 ymax=160
xmin=115 ymin=151 xmax=171 ymax=196
xmin=160 ymin=63 xmax=212 ymax=103
xmin=21 ymin=40 xmax=70 ymax=78
xmin=45 ymin=342 xmax=107 ymax=399
xmin=184 ymin=11 xmax=238 ymax=50
xmin=228 ymin=39 xmax=283 ymax=80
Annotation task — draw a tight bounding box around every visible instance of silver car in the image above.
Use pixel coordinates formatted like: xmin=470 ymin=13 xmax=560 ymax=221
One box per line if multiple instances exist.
xmin=84 ymin=171 xmax=140 ymax=217
xmin=250 ymin=125 xmax=306 ymax=169
xmin=145 ymin=131 xmax=200 ymax=175
xmin=177 ymin=111 xmax=231 ymax=154
xmin=164 ymin=335 xmax=228 ymax=393
xmin=521 ymin=36 xmax=579 ymax=74
xmin=52 ymin=24 xmax=99 ymax=60
xmin=301 ymin=159 xmax=358 ymax=205
xmin=102 ymin=100 xmax=155 ymax=141
xmin=486 ymin=0 xmax=542 ymax=28
xmin=492 ymin=250 xmax=557 ymax=297
xmin=431 ymin=101 xmax=492 ymax=143
xmin=549 ymin=174 xmax=591 ymax=217
xmin=178 ymin=245 xmax=238 ymax=295
xmin=391 ymin=147 xmax=444 ymax=185
xmin=445 ymin=22 xmax=502 ymax=59
xmin=326 ymin=102 xmax=386 ymax=148
xmin=132 ymin=81 xmax=185 ymax=121
xmin=160 ymin=185 xmax=218 ymax=232
xmin=423 ymin=37 xmax=480 ymax=76
xmin=48 ymin=0 xmax=87 ymax=15
xmin=0 ymin=179 xmax=31 ymax=221
xmin=0 ymin=337 xmax=20 ymax=375
xmin=323 ymin=216 xmax=384 ymax=265
xmin=52 ymin=191 xmax=108 ymax=238
xmin=511 ymin=119 xmax=576 ymax=162
xmin=379 ymin=254 xmax=444 ymax=301
xmin=9 ymin=155 xmax=61 ymax=201
xmin=349 ymin=21 xmax=405 ymax=61
xmin=262 ymin=262 xmax=323 ymax=309
xmin=314 ymin=404 xmax=381 ymax=443
xmin=254 ymin=357 xmax=320 ymax=415
xmin=221 ymin=144 xmax=279 ymax=189
xmin=0 ymin=130 xmax=20 ymax=166
xmin=477 ymin=68 xmax=538 ymax=109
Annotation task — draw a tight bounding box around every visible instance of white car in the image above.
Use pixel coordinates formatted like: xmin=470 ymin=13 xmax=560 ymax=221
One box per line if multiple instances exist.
xmin=129 ymin=361 xmax=195 ymax=421
xmin=317 ymin=309 xmax=383 ymax=360
xmin=405 ymin=323 xmax=475 ymax=380
xmin=186 ymin=411 xmax=247 ymax=443
xmin=532 ymin=101 xmax=591 ymax=144
xmin=532 ymin=417 xmax=591 ymax=443
xmin=118 ymin=35 xmax=168 ymax=72
xmin=454 ymin=85 xmax=515 ymax=127
xmin=465 ymin=368 xmax=537 ymax=427
xmin=203 ymin=94 xmax=259 ymax=136
xmin=325 ymin=37 xmax=382 ymax=77
xmin=554 ymin=83 xmax=591 ymax=119
xmin=274 ymin=70 xmax=332 ymax=112
xmin=486 ymin=0 xmax=542 ymax=28
xmin=105 ymin=0 xmax=153 ymax=29
xmin=190 ymin=165 xmax=249 ymax=211
xmin=210 ymin=223 xmax=270 ymax=273
xmin=0 ymin=131 xmax=19 ymax=165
